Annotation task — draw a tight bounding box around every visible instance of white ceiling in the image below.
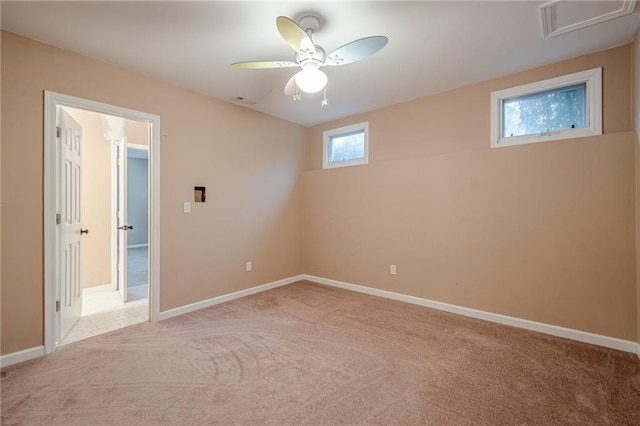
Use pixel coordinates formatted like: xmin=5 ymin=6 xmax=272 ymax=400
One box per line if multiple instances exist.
xmin=2 ymin=1 xmax=639 ymax=127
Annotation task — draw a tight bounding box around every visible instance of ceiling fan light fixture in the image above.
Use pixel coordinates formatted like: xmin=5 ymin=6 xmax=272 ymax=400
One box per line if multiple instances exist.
xmin=295 ymin=65 xmax=327 ymax=94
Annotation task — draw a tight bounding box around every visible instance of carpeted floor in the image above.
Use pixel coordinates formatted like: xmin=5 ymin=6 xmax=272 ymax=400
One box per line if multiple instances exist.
xmin=2 ymin=281 xmax=639 ymax=425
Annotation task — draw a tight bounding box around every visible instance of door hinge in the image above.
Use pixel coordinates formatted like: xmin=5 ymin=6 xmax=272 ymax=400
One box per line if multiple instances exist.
xmin=56 ymin=213 xmax=61 ymax=225
xmin=56 ymin=301 xmax=61 ymax=312
xmin=56 ymin=126 xmax=61 ymax=138
xmin=116 ymin=263 xmax=120 ymax=271
xmin=116 ymin=158 xmax=120 ymax=166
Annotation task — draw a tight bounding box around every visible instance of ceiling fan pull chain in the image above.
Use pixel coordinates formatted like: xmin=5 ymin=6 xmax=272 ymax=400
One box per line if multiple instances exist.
xmin=322 ymin=87 xmax=328 ymax=107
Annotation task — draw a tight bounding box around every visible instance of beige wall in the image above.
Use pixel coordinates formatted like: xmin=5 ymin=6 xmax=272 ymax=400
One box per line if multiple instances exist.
xmin=125 ymin=118 xmax=148 ymax=146
xmin=64 ymin=107 xmax=113 ymax=289
xmin=0 ymin=31 xmax=306 ymax=355
xmin=633 ymin=32 xmax=640 ymax=347
xmin=2 ymin=30 xmax=638 ymax=356
xmin=304 ymin=45 xmax=637 ymax=341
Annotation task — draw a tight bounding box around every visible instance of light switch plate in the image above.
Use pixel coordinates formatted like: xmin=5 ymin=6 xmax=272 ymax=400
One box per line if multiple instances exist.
xmin=184 ymin=202 xmax=191 ymax=213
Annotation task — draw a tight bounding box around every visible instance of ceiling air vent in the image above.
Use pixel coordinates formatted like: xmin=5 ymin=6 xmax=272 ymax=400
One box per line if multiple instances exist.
xmin=540 ymin=0 xmax=637 ymax=38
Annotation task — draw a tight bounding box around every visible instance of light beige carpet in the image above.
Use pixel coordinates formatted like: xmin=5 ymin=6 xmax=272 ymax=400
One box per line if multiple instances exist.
xmin=2 ymin=281 xmax=639 ymax=425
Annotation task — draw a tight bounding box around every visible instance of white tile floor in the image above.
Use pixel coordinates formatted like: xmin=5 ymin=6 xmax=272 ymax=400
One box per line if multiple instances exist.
xmin=60 ymin=247 xmax=150 ymax=346
xmin=60 ymin=284 xmax=148 ymax=345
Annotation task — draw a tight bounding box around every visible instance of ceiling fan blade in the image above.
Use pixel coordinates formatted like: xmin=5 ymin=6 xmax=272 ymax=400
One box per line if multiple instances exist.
xmin=284 ymin=73 xmax=299 ymax=96
xmin=324 ymin=36 xmax=388 ymax=66
xmin=231 ymin=60 xmax=298 ymax=69
xmin=276 ymin=16 xmax=316 ymax=57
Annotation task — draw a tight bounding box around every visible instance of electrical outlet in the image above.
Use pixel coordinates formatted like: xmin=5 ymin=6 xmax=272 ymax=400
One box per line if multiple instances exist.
xmin=183 ymin=202 xmax=191 ymax=213
xmin=246 ymin=261 xmax=252 ymax=272
xmin=390 ymin=264 xmax=397 ymax=275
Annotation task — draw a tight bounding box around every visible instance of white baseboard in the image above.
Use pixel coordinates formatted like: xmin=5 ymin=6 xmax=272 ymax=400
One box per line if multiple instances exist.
xmin=159 ymin=274 xmax=305 ymax=321
xmin=128 ymin=243 xmax=148 ymax=249
xmin=0 ymin=345 xmax=45 ymax=368
xmin=302 ymin=274 xmax=639 ymax=355
xmin=5 ymin=276 xmax=637 ymax=366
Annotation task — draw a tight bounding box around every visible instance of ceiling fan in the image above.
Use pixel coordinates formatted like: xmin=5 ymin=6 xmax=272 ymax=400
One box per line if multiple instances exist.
xmin=231 ymin=15 xmax=388 ymax=104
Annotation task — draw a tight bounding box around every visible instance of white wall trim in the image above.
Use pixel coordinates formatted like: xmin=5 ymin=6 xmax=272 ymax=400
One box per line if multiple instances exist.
xmin=159 ymin=275 xmax=305 ymax=321
xmin=128 ymin=243 xmax=148 ymax=249
xmin=127 ymin=143 xmax=148 ymax=151
xmin=0 ymin=346 xmax=45 ymax=368
xmin=44 ymin=90 xmax=161 ymax=355
xmin=9 ymin=276 xmax=638 ymax=362
xmin=302 ymin=275 xmax=639 ymax=354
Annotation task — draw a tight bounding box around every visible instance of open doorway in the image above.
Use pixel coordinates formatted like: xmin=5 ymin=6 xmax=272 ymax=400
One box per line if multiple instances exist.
xmin=44 ymin=91 xmax=160 ymax=354
xmin=55 ymin=106 xmax=150 ymax=345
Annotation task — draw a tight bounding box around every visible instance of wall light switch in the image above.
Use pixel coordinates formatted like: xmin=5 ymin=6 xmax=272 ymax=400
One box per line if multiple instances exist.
xmin=184 ymin=202 xmax=191 ymax=213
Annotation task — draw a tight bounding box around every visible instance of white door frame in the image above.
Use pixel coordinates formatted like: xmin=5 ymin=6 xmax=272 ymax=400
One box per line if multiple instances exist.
xmin=44 ymin=90 xmax=161 ymax=355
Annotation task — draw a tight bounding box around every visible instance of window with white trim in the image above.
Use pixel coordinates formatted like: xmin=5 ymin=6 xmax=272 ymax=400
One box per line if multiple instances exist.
xmin=323 ymin=121 xmax=369 ymax=169
xmin=490 ymin=67 xmax=602 ymax=148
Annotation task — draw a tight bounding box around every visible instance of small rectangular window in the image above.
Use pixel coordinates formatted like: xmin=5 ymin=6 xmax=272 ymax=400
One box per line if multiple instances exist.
xmin=491 ymin=68 xmax=601 ymax=148
xmin=502 ymin=83 xmax=586 ymax=138
xmin=323 ymin=122 xmax=369 ymax=169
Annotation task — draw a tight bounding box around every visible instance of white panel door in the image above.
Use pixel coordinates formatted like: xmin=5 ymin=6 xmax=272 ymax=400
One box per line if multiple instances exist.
xmin=59 ymin=108 xmax=83 ymax=340
xmin=117 ymin=137 xmax=129 ymax=302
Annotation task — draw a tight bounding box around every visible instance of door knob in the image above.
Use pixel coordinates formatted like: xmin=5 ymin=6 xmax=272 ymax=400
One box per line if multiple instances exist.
xmin=80 ymin=229 xmax=89 ymax=235
xmin=118 ymin=225 xmax=133 ymax=231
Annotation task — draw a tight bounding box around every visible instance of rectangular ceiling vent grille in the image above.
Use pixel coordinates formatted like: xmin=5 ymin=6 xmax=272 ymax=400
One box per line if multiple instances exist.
xmin=540 ymin=0 xmax=637 ymax=38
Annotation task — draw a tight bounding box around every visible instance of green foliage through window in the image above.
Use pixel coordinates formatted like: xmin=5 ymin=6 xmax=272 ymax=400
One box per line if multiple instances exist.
xmin=329 ymin=131 xmax=365 ymax=162
xmin=502 ymin=83 xmax=586 ymax=138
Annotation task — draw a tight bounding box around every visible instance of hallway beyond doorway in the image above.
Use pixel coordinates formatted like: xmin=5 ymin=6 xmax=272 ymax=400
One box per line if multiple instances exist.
xmin=127 ymin=246 xmax=148 ymax=288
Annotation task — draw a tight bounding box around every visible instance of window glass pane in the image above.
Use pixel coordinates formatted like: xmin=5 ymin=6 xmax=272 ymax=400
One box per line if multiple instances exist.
xmin=502 ymin=83 xmax=586 ymax=138
xmin=330 ymin=131 xmax=365 ymax=162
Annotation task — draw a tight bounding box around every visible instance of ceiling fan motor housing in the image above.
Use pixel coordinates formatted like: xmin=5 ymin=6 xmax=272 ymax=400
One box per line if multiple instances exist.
xmin=299 ymin=15 xmax=321 ymax=34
